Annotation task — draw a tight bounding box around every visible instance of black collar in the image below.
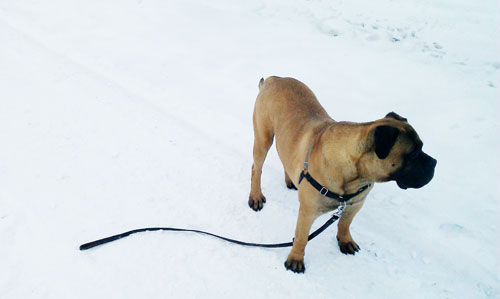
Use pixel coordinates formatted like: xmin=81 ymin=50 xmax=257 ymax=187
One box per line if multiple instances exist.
xmin=298 ymin=140 xmax=371 ymax=202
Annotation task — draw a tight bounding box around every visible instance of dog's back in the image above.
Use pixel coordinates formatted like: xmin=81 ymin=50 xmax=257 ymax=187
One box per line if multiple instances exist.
xmin=254 ymin=76 xmax=331 ymax=136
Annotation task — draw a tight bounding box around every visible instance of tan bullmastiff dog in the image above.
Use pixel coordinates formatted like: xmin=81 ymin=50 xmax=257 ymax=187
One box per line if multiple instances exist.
xmin=248 ymin=76 xmax=436 ymax=273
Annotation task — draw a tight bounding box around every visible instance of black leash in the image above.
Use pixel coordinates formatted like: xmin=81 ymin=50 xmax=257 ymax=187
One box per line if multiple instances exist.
xmin=79 ymin=206 xmax=344 ymax=250
xmin=80 ymin=138 xmax=370 ymax=251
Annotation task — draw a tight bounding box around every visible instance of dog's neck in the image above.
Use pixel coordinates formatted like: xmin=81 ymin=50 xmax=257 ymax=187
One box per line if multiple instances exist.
xmin=308 ymin=123 xmax=373 ymax=195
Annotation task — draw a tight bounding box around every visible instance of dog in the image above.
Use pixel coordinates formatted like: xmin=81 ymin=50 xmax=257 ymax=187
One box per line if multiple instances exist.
xmin=248 ymin=76 xmax=436 ymax=273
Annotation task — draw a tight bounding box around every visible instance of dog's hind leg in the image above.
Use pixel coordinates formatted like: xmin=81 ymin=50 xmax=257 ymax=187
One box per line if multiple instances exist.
xmin=248 ymin=109 xmax=274 ymax=212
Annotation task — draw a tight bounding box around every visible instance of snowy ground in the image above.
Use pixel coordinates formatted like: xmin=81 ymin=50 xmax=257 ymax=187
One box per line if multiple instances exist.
xmin=1 ymin=0 xmax=499 ymax=298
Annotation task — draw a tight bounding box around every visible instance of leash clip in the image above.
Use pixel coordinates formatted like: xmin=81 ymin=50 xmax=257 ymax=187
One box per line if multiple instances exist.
xmin=333 ymin=201 xmax=346 ymax=218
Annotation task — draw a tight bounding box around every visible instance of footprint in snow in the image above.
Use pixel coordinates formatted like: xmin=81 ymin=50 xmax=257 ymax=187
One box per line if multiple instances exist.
xmin=433 ymin=42 xmax=443 ymax=49
xmin=422 ymin=42 xmax=446 ymax=59
xmin=439 ymin=223 xmax=467 ymax=237
xmin=317 ymin=18 xmax=340 ymax=37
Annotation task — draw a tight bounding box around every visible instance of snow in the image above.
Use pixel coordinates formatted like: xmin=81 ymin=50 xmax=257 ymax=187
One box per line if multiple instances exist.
xmin=0 ymin=0 xmax=498 ymax=298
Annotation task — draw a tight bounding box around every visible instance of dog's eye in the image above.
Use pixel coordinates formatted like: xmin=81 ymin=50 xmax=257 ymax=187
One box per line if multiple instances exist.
xmin=409 ymin=150 xmax=421 ymax=160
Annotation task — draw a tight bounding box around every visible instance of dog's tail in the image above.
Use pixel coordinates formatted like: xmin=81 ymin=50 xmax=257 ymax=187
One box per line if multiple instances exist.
xmin=258 ymin=77 xmax=265 ymax=91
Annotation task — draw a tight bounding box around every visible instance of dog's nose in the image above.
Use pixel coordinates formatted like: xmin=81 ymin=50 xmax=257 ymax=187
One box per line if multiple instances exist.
xmin=421 ymin=152 xmax=437 ymax=169
xmin=426 ymin=156 xmax=437 ymax=169
xmin=430 ymin=157 xmax=437 ymax=168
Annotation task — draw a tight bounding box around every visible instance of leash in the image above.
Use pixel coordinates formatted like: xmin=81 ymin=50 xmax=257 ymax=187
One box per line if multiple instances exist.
xmin=80 ymin=138 xmax=370 ymax=251
xmin=79 ymin=203 xmax=346 ymax=250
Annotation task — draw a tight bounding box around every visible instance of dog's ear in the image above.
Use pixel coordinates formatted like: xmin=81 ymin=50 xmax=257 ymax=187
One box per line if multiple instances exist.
xmin=385 ymin=112 xmax=407 ymax=122
xmin=374 ymin=125 xmax=399 ymax=159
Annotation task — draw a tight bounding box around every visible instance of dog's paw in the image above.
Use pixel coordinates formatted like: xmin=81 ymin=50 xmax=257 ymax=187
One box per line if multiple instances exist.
xmin=336 ymin=236 xmax=360 ymax=255
xmin=248 ymin=194 xmax=266 ymax=211
xmin=284 ymin=257 xmax=305 ymax=273
xmin=286 ymin=181 xmax=297 ymax=190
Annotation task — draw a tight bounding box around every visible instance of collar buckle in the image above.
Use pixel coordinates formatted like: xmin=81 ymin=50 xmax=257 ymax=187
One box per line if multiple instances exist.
xmin=319 ymin=187 xmax=329 ymax=196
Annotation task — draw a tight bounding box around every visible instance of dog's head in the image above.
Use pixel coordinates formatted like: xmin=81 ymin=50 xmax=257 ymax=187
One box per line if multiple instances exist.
xmin=368 ymin=112 xmax=437 ymax=189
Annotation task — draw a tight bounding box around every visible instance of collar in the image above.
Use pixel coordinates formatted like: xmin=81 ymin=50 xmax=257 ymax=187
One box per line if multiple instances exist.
xmin=298 ymin=140 xmax=371 ymax=203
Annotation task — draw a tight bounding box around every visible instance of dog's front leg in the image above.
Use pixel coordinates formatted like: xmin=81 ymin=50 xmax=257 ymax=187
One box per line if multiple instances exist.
xmin=336 ymin=199 xmax=366 ymax=254
xmin=284 ymin=201 xmax=319 ymax=273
